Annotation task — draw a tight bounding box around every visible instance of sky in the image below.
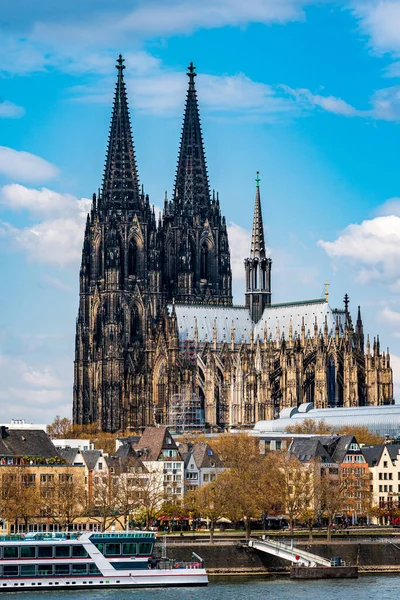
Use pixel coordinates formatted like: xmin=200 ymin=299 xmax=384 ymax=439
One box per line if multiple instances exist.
xmin=1 ymin=0 xmax=400 ymax=424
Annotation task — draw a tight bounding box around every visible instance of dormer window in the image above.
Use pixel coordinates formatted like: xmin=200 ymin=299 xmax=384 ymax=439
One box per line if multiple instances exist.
xmin=98 ymin=462 xmax=103 ymax=470
xmin=167 ymin=437 xmax=172 ymax=445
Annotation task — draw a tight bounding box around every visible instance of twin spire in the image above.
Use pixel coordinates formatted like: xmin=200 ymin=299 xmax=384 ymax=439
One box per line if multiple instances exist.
xmin=102 ymin=55 xmax=140 ymax=210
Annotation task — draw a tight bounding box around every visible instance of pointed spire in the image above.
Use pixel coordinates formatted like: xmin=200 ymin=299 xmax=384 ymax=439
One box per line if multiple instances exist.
xmin=173 ymin=62 xmax=210 ymax=215
xmin=102 ymin=55 xmax=141 ymax=211
xmin=250 ymin=171 xmax=266 ymax=258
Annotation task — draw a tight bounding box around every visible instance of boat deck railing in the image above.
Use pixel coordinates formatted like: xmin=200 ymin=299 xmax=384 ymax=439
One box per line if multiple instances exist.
xmin=155 ymin=560 xmax=203 ymax=570
xmin=90 ymin=532 xmax=155 ymax=539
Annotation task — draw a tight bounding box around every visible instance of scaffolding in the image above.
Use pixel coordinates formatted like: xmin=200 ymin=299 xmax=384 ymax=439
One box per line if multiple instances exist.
xmin=166 ymin=388 xmax=205 ymax=433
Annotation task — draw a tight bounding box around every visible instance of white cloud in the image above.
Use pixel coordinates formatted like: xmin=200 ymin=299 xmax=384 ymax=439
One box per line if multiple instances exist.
xmin=381 ymin=306 xmax=400 ymax=325
xmin=23 ymin=366 xmax=63 ymax=388
xmin=0 ymin=185 xmax=90 ymax=267
xmin=0 ymin=355 xmax=71 ymax=422
xmin=0 ymin=101 xmax=24 ymax=118
xmin=351 ymin=1 xmax=400 ymax=55
xmin=318 ymin=213 xmax=400 ymax=287
xmin=0 ymin=147 xmax=58 ymax=183
xmin=41 ymin=275 xmax=72 ymax=293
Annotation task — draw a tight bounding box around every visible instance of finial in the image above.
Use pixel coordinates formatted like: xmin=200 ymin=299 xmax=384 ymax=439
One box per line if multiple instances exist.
xmin=324 ymin=280 xmax=329 ymax=303
xmin=116 ymin=54 xmax=125 ymax=73
xmin=344 ymin=293 xmax=349 ymax=313
xmin=255 ymin=171 xmax=261 ymax=188
xmin=187 ymin=61 xmax=196 ymax=84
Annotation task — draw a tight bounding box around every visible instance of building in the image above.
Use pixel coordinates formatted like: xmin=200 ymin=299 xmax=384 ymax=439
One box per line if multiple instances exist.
xmin=254 ymin=403 xmax=400 ymax=437
xmin=134 ymin=426 xmax=184 ymax=502
xmin=179 ymin=442 xmax=224 ymax=492
xmin=73 ymin=56 xmax=393 ymax=433
xmin=362 ymin=443 xmax=400 ymax=523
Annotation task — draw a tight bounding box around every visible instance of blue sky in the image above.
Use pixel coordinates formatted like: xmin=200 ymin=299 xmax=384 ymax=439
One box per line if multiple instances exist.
xmin=1 ymin=0 xmax=400 ymax=423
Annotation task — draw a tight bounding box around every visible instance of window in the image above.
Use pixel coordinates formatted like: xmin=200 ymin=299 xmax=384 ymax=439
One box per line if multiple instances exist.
xmin=3 ymin=546 xmax=18 ymax=559
xmin=122 ymin=543 xmax=137 ymax=556
xmin=38 ymin=546 xmax=53 ymax=558
xmin=20 ymin=546 xmax=35 ymax=558
xmin=89 ymin=564 xmax=101 ymax=574
xmin=98 ymin=462 xmax=103 ymax=470
xmin=384 ymin=485 xmax=388 ymax=492
xmin=40 ymin=474 xmax=55 ymax=484
xmin=389 ymin=485 xmax=393 ymax=492
xmin=72 ymin=564 xmax=87 ymax=574
xmin=105 ymin=543 xmax=121 ymax=556
xmin=379 ymin=485 xmax=383 ymax=492
xmin=20 ymin=565 xmax=35 ymax=576
xmin=72 ymin=546 xmax=88 ymax=557
xmin=37 ymin=565 xmax=53 ymax=576
xmin=389 ymin=473 xmax=393 ymax=480
xmin=384 ymin=461 xmax=388 ymax=468
xmin=203 ymin=474 xmax=209 ymax=482
xmin=55 ymin=546 xmax=70 ymax=558
xmin=3 ymin=566 xmax=18 ymax=577
xmin=138 ymin=542 xmax=152 ymax=555
xmin=384 ymin=473 xmax=388 ymax=480
xmin=55 ymin=565 xmax=70 ymax=575
xmin=379 ymin=473 xmax=383 ymax=480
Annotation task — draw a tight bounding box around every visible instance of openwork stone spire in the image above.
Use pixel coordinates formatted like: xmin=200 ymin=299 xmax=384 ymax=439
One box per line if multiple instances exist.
xmin=250 ymin=171 xmax=266 ymax=258
xmin=102 ymin=54 xmax=141 ymax=210
xmin=174 ymin=62 xmax=210 ymax=215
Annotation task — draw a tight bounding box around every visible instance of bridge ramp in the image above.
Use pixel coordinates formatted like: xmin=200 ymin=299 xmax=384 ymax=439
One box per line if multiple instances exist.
xmin=248 ymin=537 xmax=331 ymax=567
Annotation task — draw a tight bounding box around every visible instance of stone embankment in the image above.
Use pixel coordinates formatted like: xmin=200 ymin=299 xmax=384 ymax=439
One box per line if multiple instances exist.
xmin=169 ymin=539 xmax=400 ymax=575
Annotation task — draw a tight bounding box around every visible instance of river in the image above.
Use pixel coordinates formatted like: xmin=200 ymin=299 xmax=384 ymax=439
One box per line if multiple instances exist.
xmin=1 ymin=575 xmax=399 ymax=599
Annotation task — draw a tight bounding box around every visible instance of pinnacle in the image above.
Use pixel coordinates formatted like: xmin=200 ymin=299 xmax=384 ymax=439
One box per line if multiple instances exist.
xmin=173 ymin=62 xmax=211 ymax=215
xmin=102 ymin=55 xmax=141 ymax=211
xmin=250 ymin=171 xmax=266 ymax=258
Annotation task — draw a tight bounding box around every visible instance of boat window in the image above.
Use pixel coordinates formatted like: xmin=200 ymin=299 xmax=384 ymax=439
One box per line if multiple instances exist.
xmin=138 ymin=542 xmax=153 ymax=555
xmin=72 ymin=545 xmax=88 ymax=557
xmin=3 ymin=546 xmax=18 ymax=559
xmin=37 ymin=565 xmax=53 ymax=575
xmin=20 ymin=565 xmax=36 ymax=577
xmin=38 ymin=546 xmax=53 ymax=558
xmin=105 ymin=543 xmax=121 ymax=555
xmin=72 ymin=564 xmax=88 ymax=574
xmin=55 ymin=565 xmax=70 ymax=575
xmin=89 ymin=564 xmax=101 ymax=574
xmin=95 ymin=543 xmax=104 ymax=553
xmin=122 ymin=543 xmax=137 ymax=555
xmin=20 ymin=546 xmax=35 ymax=558
xmin=3 ymin=566 xmax=18 ymax=577
xmin=55 ymin=546 xmax=70 ymax=557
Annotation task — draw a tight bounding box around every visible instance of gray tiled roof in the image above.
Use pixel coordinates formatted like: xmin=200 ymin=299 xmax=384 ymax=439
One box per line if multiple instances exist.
xmin=289 ymin=438 xmax=331 ymax=463
xmin=168 ymin=300 xmax=345 ymax=343
xmin=0 ymin=429 xmax=59 ymax=459
xmin=135 ymin=426 xmax=179 ymax=461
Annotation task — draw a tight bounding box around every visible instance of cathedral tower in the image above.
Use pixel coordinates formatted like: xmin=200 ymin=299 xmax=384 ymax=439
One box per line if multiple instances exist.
xmin=245 ymin=172 xmax=272 ymax=323
xmin=73 ymin=56 xmax=161 ymax=432
xmin=160 ymin=63 xmax=232 ymax=305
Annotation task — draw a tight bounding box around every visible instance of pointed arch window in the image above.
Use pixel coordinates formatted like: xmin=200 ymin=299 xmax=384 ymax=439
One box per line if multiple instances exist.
xmin=327 ymin=355 xmax=336 ymax=407
xmin=200 ymin=244 xmax=208 ymax=280
xmin=130 ymin=305 xmax=141 ymax=342
xmin=128 ymin=239 xmax=137 ymax=276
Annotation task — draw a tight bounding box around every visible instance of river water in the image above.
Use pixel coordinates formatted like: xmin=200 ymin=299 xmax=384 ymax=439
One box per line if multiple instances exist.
xmin=1 ymin=575 xmax=399 ymax=600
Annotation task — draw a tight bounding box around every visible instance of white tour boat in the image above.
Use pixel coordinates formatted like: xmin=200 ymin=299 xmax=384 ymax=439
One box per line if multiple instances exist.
xmin=0 ymin=530 xmax=208 ymax=591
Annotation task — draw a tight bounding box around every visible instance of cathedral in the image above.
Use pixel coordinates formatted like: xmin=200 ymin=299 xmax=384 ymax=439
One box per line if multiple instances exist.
xmin=73 ymin=56 xmax=393 ymax=433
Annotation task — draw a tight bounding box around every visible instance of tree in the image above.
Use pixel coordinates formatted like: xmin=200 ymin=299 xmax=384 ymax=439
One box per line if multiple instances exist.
xmin=285 ymin=419 xmax=332 ymax=435
xmin=41 ymin=470 xmax=86 ymax=530
xmin=0 ymin=468 xmax=40 ymax=532
xmin=209 ymin=433 xmax=280 ymax=540
xmin=134 ymin=469 xmax=165 ymax=529
xmin=88 ymin=474 xmax=121 ymax=531
xmin=190 ymin=478 xmax=229 ymax=543
xmin=337 ymin=426 xmax=384 ymax=446
xmin=274 ymin=453 xmax=318 ymax=536
xmin=320 ymin=470 xmax=346 ymax=541
xmin=47 ymin=416 xmax=73 ymax=439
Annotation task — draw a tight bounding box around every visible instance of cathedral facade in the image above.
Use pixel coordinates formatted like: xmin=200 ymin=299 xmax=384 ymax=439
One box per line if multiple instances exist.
xmin=73 ymin=57 xmax=393 ymax=433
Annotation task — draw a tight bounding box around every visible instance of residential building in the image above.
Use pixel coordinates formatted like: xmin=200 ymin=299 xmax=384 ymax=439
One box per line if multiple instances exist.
xmin=362 ymin=443 xmax=400 ymax=523
xmin=179 ymin=442 xmax=224 ymax=492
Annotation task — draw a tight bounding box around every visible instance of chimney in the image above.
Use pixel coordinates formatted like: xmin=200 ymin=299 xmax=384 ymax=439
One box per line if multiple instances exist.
xmin=1 ymin=426 xmax=9 ymax=439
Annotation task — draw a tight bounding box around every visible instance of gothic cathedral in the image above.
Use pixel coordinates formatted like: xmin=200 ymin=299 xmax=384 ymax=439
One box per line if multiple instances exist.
xmin=73 ymin=56 xmax=393 ymax=432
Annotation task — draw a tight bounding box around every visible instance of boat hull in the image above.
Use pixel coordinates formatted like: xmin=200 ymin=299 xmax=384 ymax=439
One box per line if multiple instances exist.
xmin=0 ymin=569 xmax=208 ymax=591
